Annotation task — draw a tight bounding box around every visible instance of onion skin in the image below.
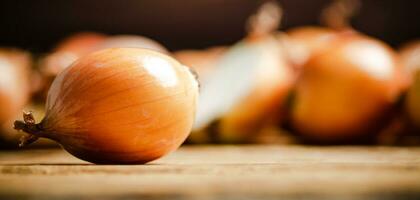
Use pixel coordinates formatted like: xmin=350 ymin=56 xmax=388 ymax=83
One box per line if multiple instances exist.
xmin=291 ymin=33 xmax=402 ymax=142
xmin=0 ymin=49 xmax=31 ymax=124
xmin=16 ymin=48 xmax=198 ymax=164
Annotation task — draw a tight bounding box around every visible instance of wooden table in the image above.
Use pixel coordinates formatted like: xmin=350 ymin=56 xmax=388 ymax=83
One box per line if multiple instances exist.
xmin=1 ymin=145 xmax=420 ymax=200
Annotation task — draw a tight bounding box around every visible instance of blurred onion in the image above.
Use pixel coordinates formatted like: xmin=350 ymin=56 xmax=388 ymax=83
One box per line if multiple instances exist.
xmin=290 ymin=33 xmax=402 ymax=142
xmin=399 ymin=40 xmax=420 ymax=89
xmin=191 ymin=2 xmax=294 ymax=143
xmin=0 ymin=48 xmax=32 ymax=146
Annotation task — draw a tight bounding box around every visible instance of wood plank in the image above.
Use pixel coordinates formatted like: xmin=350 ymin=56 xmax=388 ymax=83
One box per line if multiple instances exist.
xmin=1 ymin=145 xmax=420 ymax=200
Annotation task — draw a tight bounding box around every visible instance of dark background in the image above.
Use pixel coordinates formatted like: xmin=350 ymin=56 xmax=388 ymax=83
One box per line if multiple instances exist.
xmin=0 ymin=0 xmax=419 ymax=52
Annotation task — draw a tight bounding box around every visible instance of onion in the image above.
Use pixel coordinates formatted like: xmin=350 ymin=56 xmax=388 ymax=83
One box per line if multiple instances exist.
xmin=290 ymin=33 xmax=402 ymax=142
xmin=15 ymin=48 xmax=199 ymax=164
xmin=191 ymin=2 xmax=294 ymax=143
xmin=399 ymin=40 xmax=420 ymax=89
xmin=174 ymin=46 xmax=226 ymax=82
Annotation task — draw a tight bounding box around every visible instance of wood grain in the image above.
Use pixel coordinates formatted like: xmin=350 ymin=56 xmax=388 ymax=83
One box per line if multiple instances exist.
xmin=1 ymin=145 xmax=420 ymax=200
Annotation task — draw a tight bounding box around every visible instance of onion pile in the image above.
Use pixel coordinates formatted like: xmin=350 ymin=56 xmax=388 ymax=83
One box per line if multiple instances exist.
xmin=15 ymin=48 xmax=199 ymax=164
xmin=192 ymin=2 xmax=294 ymax=143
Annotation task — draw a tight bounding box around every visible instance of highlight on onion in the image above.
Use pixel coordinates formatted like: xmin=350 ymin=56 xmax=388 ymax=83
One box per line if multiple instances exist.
xmin=191 ymin=1 xmax=294 ymax=143
xmin=399 ymin=40 xmax=420 ymax=89
xmin=173 ymin=46 xmax=226 ymax=83
xmin=14 ymin=48 xmax=199 ymax=164
xmin=290 ymin=33 xmax=402 ymax=142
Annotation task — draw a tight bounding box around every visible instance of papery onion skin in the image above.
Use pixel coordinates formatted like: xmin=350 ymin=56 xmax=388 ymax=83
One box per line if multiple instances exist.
xmin=291 ymin=33 xmax=402 ymax=142
xmin=16 ymin=48 xmax=199 ymax=164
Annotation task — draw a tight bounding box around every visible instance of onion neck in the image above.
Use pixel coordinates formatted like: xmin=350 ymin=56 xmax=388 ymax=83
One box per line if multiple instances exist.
xmin=320 ymin=0 xmax=360 ymax=31
xmin=13 ymin=111 xmax=47 ymax=147
xmin=246 ymin=1 xmax=281 ymax=40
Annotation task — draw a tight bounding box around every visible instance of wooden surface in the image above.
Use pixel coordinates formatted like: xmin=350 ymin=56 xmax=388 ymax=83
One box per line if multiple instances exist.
xmin=1 ymin=145 xmax=420 ymax=200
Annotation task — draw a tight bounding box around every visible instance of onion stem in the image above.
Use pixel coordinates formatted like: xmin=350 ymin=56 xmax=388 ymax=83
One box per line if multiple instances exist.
xmin=13 ymin=111 xmax=44 ymax=147
xmin=247 ymin=1 xmax=282 ymax=39
xmin=320 ymin=0 xmax=361 ymax=30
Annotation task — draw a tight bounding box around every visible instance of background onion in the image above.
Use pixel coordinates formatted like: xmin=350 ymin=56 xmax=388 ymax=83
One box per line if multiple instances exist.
xmin=191 ymin=1 xmax=294 ymax=143
xmin=0 ymin=48 xmax=32 ymax=146
xmin=290 ymin=33 xmax=402 ymax=142
xmin=399 ymin=40 xmax=420 ymax=89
